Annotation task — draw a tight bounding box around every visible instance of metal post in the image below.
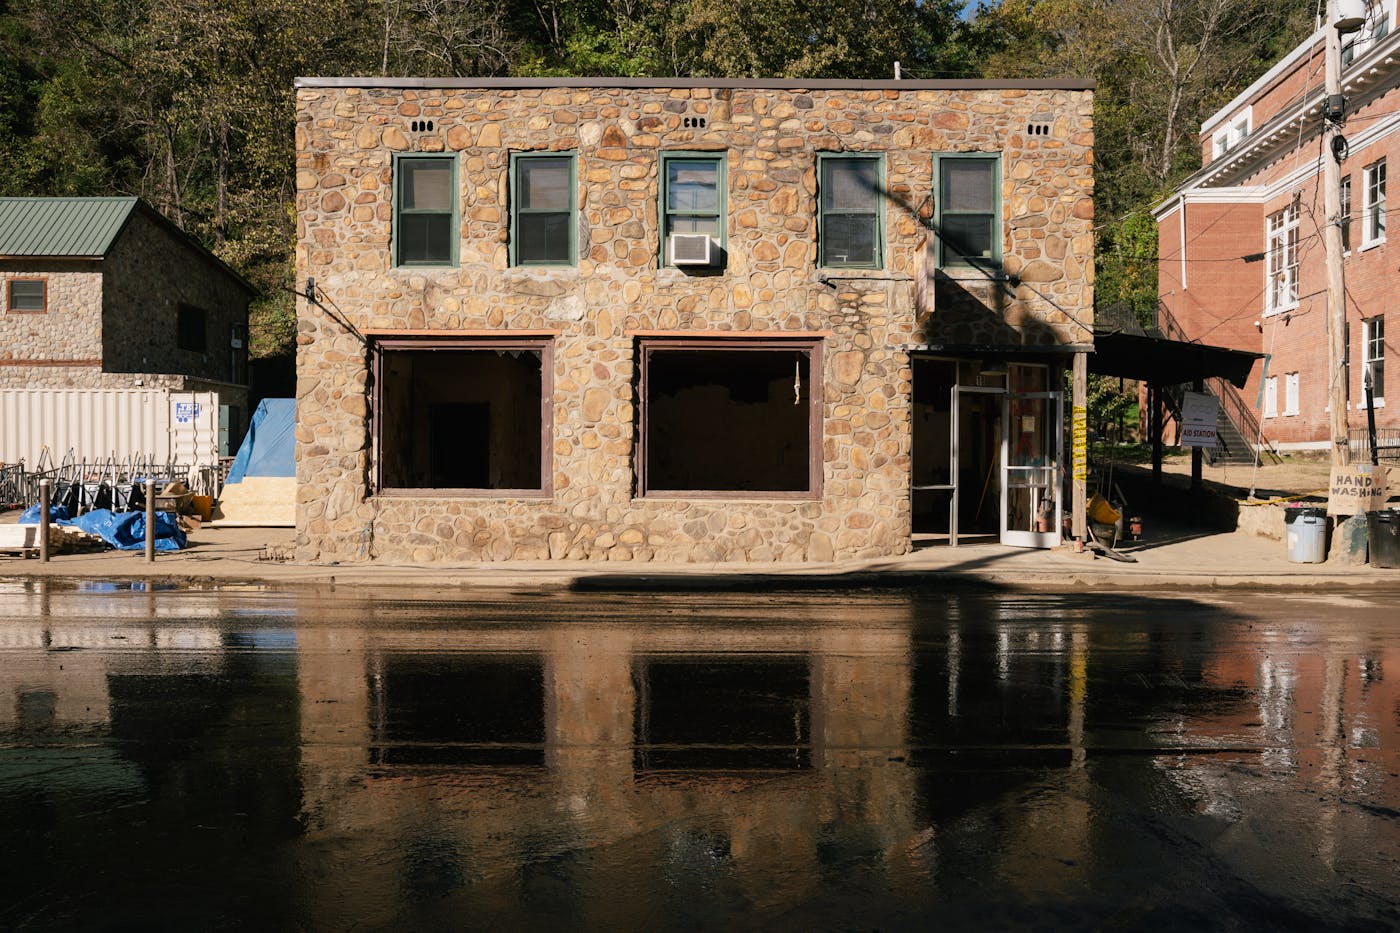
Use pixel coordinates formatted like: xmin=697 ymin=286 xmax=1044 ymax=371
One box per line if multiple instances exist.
xmin=145 ymin=478 xmax=156 ymax=563
xmin=1365 ymin=365 xmax=1379 ymax=465
xmin=1324 ymin=0 xmax=1352 ymax=468
xmin=1150 ymin=384 xmax=1163 ymax=486
xmin=39 ymin=479 xmax=51 ymax=563
xmin=1191 ymin=378 xmax=1204 ymax=491
xmin=1071 ymin=352 xmax=1088 ymax=543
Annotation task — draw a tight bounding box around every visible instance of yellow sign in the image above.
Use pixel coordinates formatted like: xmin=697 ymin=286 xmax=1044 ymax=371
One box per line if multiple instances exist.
xmin=1071 ymin=405 xmax=1088 ymax=481
xmin=1328 ymin=464 xmax=1389 ymax=516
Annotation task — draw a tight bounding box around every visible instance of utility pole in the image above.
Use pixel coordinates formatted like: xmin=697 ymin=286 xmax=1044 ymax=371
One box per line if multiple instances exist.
xmin=1325 ymin=0 xmax=1363 ymax=467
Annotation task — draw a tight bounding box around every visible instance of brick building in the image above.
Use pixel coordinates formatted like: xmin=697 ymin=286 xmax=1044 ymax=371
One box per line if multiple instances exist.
xmin=1156 ymin=8 xmax=1399 ymax=453
xmin=294 ymin=78 xmax=1094 ymax=564
xmin=0 ymin=197 xmax=255 ymax=438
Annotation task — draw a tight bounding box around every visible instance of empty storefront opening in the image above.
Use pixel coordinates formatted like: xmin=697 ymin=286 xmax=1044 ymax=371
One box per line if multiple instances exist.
xmin=373 ymin=339 xmax=550 ymax=493
xmin=640 ymin=343 xmax=820 ymax=495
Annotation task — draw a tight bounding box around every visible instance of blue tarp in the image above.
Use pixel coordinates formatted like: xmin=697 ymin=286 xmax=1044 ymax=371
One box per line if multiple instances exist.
xmin=225 ymin=398 xmax=295 ymax=484
xmin=20 ymin=505 xmax=186 ymax=551
xmin=69 ymin=510 xmax=186 ymax=551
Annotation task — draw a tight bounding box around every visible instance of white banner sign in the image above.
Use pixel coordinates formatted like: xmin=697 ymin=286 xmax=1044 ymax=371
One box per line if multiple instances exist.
xmin=1180 ymin=391 xmax=1219 ymax=449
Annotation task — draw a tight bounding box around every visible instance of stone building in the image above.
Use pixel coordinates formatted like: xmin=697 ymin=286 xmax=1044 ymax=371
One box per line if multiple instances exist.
xmin=0 ymin=196 xmax=255 ymax=437
xmin=294 ymin=77 xmax=1094 ymax=564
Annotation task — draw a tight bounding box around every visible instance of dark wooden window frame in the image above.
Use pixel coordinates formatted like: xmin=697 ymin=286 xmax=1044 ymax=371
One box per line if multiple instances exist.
xmin=369 ymin=334 xmax=554 ymax=498
xmin=635 ymin=335 xmax=824 ymax=500
xmin=6 ymin=278 xmax=47 ymax=313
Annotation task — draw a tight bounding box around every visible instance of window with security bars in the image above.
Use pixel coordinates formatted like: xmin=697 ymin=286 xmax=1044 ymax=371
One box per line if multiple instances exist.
xmin=818 ymin=155 xmax=882 ymax=268
xmin=937 ymin=155 xmax=1000 ymax=268
xmin=1364 ymin=159 xmax=1386 ymax=247
xmin=395 ymin=155 xmax=456 ymax=266
xmin=1266 ymin=203 xmax=1299 ymax=313
xmin=511 ymin=153 xmax=576 ymax=265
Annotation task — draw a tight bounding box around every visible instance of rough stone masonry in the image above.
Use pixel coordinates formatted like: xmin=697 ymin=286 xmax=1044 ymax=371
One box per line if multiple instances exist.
xmin=294 ymin=79 xmax=1093 ymax=564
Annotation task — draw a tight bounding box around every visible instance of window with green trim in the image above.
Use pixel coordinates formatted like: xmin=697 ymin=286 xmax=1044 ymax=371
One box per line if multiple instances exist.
xmin=511 ymin=152 xmax=576 ymax=265
xmin=394 ymin=155 xmax=456 ymax=267
xmin=936 ymin=154 xmax=1001 ymax=269
xmin=818 ymin=154 xmax=883 ymax=268
xmin=661 ymin=152 xmax=726 ymax=260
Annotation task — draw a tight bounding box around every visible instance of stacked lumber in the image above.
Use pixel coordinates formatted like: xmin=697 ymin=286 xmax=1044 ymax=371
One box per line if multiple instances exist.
xmin=0 ymin=523 xmax=108 ymax=558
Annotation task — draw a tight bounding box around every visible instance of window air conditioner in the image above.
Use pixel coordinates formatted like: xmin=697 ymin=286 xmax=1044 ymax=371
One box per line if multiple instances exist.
xmin=668 ymin=233 xmax=715 ymax=266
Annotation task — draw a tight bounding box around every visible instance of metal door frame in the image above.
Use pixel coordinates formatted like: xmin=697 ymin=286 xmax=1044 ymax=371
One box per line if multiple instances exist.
xmin=947 ymin=385 xmax=1003 ymax=547
xmin=1000 ymin=390 xmax=1063 ymax=549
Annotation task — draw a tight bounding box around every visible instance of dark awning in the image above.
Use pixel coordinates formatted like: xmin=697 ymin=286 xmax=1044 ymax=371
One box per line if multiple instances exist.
xmin=1089 ymin=332 xmax=1261 ymax=389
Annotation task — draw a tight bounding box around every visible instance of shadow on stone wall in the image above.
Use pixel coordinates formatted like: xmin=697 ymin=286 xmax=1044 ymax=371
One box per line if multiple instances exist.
xmin=919 ymin=273 xmax=1064 ymax=348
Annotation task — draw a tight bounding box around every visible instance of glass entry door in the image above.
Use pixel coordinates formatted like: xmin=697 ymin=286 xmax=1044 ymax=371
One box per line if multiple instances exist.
xmin=1001 ymin=391 xmax=1062 ymax=548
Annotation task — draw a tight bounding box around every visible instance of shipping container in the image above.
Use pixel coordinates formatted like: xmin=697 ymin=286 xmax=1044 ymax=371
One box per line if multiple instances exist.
xmin=0 ymin=389 xmax=220 ymax=469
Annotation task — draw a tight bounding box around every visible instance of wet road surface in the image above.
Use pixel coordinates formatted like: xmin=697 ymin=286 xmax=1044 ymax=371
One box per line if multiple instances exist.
xmin=1 ymin=583 xmax=1398 ymax=930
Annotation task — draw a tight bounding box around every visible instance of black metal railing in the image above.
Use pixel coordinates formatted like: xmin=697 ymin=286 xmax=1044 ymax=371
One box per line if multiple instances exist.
xmin=1349 ymin=427 xmax=1400 ymax=463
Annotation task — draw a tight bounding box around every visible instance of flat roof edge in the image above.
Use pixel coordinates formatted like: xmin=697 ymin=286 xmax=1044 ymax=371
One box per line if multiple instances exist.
xmin=295 ymin=76 xmax=1095 ymax=92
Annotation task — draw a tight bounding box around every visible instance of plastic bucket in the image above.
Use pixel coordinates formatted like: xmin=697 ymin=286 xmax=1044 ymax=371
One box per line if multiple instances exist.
xmin=1366 ymin=510 xmax=1400 ymax=569
xmin=1285 ymin=506 xmax=1327 ymax=563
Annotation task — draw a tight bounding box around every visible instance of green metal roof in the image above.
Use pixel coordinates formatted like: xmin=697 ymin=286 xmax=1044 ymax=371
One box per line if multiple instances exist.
xmin=0 ymin=196 xmax=140 ymax=257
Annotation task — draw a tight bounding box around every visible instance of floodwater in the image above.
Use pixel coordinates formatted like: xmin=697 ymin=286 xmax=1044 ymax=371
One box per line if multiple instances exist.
xmin=1 ymin=583 xmax=1398 ymax=931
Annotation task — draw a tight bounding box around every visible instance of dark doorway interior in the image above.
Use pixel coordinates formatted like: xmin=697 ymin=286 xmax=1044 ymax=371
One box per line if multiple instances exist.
xmin=379 ymin=348 xmax=543 ymax=491
xmin=644 ymin=348 xmax=812 ymax=493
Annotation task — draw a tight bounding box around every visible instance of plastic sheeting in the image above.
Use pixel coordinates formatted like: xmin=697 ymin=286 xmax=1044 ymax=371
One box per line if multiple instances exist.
xmin=225 ymin=399 xmax=295 ymax=484
xmin=19 ymin=503 xmax=186 ymax=551
xmin=69 ymin=510 xmax=186 ymax=551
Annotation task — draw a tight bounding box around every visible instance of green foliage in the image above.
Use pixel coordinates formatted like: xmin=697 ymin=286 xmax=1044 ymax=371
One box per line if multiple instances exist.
xmin=1087 ymin=373 xmax=1138 ymax=442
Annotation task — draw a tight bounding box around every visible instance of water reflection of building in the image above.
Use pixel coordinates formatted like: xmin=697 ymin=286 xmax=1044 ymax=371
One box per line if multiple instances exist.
xmin=296 ymin=621 xmax=921 ymax=927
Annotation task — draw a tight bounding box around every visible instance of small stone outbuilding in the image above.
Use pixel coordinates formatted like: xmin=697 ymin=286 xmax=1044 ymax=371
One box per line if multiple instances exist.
xmin=0 ymin=197 xmax=255 ymax=441
xmin=294 ymin=77 xmax=1094 ymax=563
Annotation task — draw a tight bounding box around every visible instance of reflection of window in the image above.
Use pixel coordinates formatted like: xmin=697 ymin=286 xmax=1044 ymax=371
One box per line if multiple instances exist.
xmin=1264 ymin=375 xmax=1278 ymax=419
xmin=6 ymin=278 xmax=46 ymax=313
xmin=395 ymin=155 xmax=456 ymax=266
xmin=372 ymin=337 xmax=552 ymax=495
xmin=1266 ymin=203 xmax=1299 ymax=313
xmin=936 ymin=154 xmax=1000 ymax=268
xmin=661 ymin=152 xmax=725 ymax=260
xmin=177 ymin=303 xmax=206 ymax=352
xmin=1364 ymin=159 xmax=1386 ymax=248
xmin=818 ymin=154 xmax=882 ymax=268
xmin=369 ymin=653 xmax=544 ymax=766
xmin=637 ymin=339 xmax=821 ymax=497
xmin=1364 ymin=315 xmax=1385 ymax=401
xmin=633 ymin=656 xmax=810 ymax=771
xmin=511 ymin=152 xmax=576 ymax=265
xmin=1284 ymin=372 xmax=1299 ymax=416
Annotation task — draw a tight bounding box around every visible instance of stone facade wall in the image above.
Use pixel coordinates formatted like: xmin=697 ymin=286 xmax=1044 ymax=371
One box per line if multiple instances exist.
xmin=102 ymin=208 xmax=252 ymax=385
xmin=295 ymin=81 xmax=1094 ymax=564
xmin=0 ymin=260 xmax=105 ymax=387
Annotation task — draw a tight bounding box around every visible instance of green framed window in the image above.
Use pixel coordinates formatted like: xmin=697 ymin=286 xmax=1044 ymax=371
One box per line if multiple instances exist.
xmin=511 ymin=152 xmax=577 ymax=266
xmin=394 ymin=154 xmax=457 ymax=267
xmin=935 ymin=154 xmax=1002 ymax=269
xmin=818 ymin=154 xmax=883 ymax=268
xmin=660 ymin=151 xmax=726 ymax=262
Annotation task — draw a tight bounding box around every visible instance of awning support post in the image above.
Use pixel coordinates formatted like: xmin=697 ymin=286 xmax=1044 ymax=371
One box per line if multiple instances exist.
xmin=1191 ymin=378 xmax=1204 ymax=491
xmin=1072 ymin=352 xmax=1087 ymax=543
xmin=1151 ymin=383 xmax=1163 ymax=487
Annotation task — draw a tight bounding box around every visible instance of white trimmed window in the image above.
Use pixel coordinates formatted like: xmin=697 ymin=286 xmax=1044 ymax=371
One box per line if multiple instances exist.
xmin=1264 ymin=375 xmax=1278 ymax=419
xmin=1363 ymin=159 xmax=1386 ymax=248
xmin=1266 ymin=203 xmax=1299 ymax=313
xmin=1364 ymin=315 xmax=1386 ymax=404
xmin=1284 ymin=372 xmax=1300 ymax=416
xmin=1341 ymin=175 xmax=1353 ymax=253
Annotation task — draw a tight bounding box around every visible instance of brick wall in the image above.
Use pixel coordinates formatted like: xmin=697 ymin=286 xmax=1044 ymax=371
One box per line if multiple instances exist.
xmin=295 ymin=81 xmax=1094 ymax=563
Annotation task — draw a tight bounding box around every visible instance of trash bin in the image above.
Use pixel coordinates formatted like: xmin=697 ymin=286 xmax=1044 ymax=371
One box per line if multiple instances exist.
xmin=1366 ymin=509 xmax=1400 ymax=568
xmin=1285 ymin=506 xmax=1327 ymax=563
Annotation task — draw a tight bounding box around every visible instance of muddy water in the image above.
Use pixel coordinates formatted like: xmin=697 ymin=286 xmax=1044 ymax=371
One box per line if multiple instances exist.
xmin=1 ymin=583 xmax=1397 ymax=930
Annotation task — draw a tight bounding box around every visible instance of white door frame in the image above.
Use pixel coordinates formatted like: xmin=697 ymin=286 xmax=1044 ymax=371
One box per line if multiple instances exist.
xmin=1000 ymin=390 xmax=1063 ymax=549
